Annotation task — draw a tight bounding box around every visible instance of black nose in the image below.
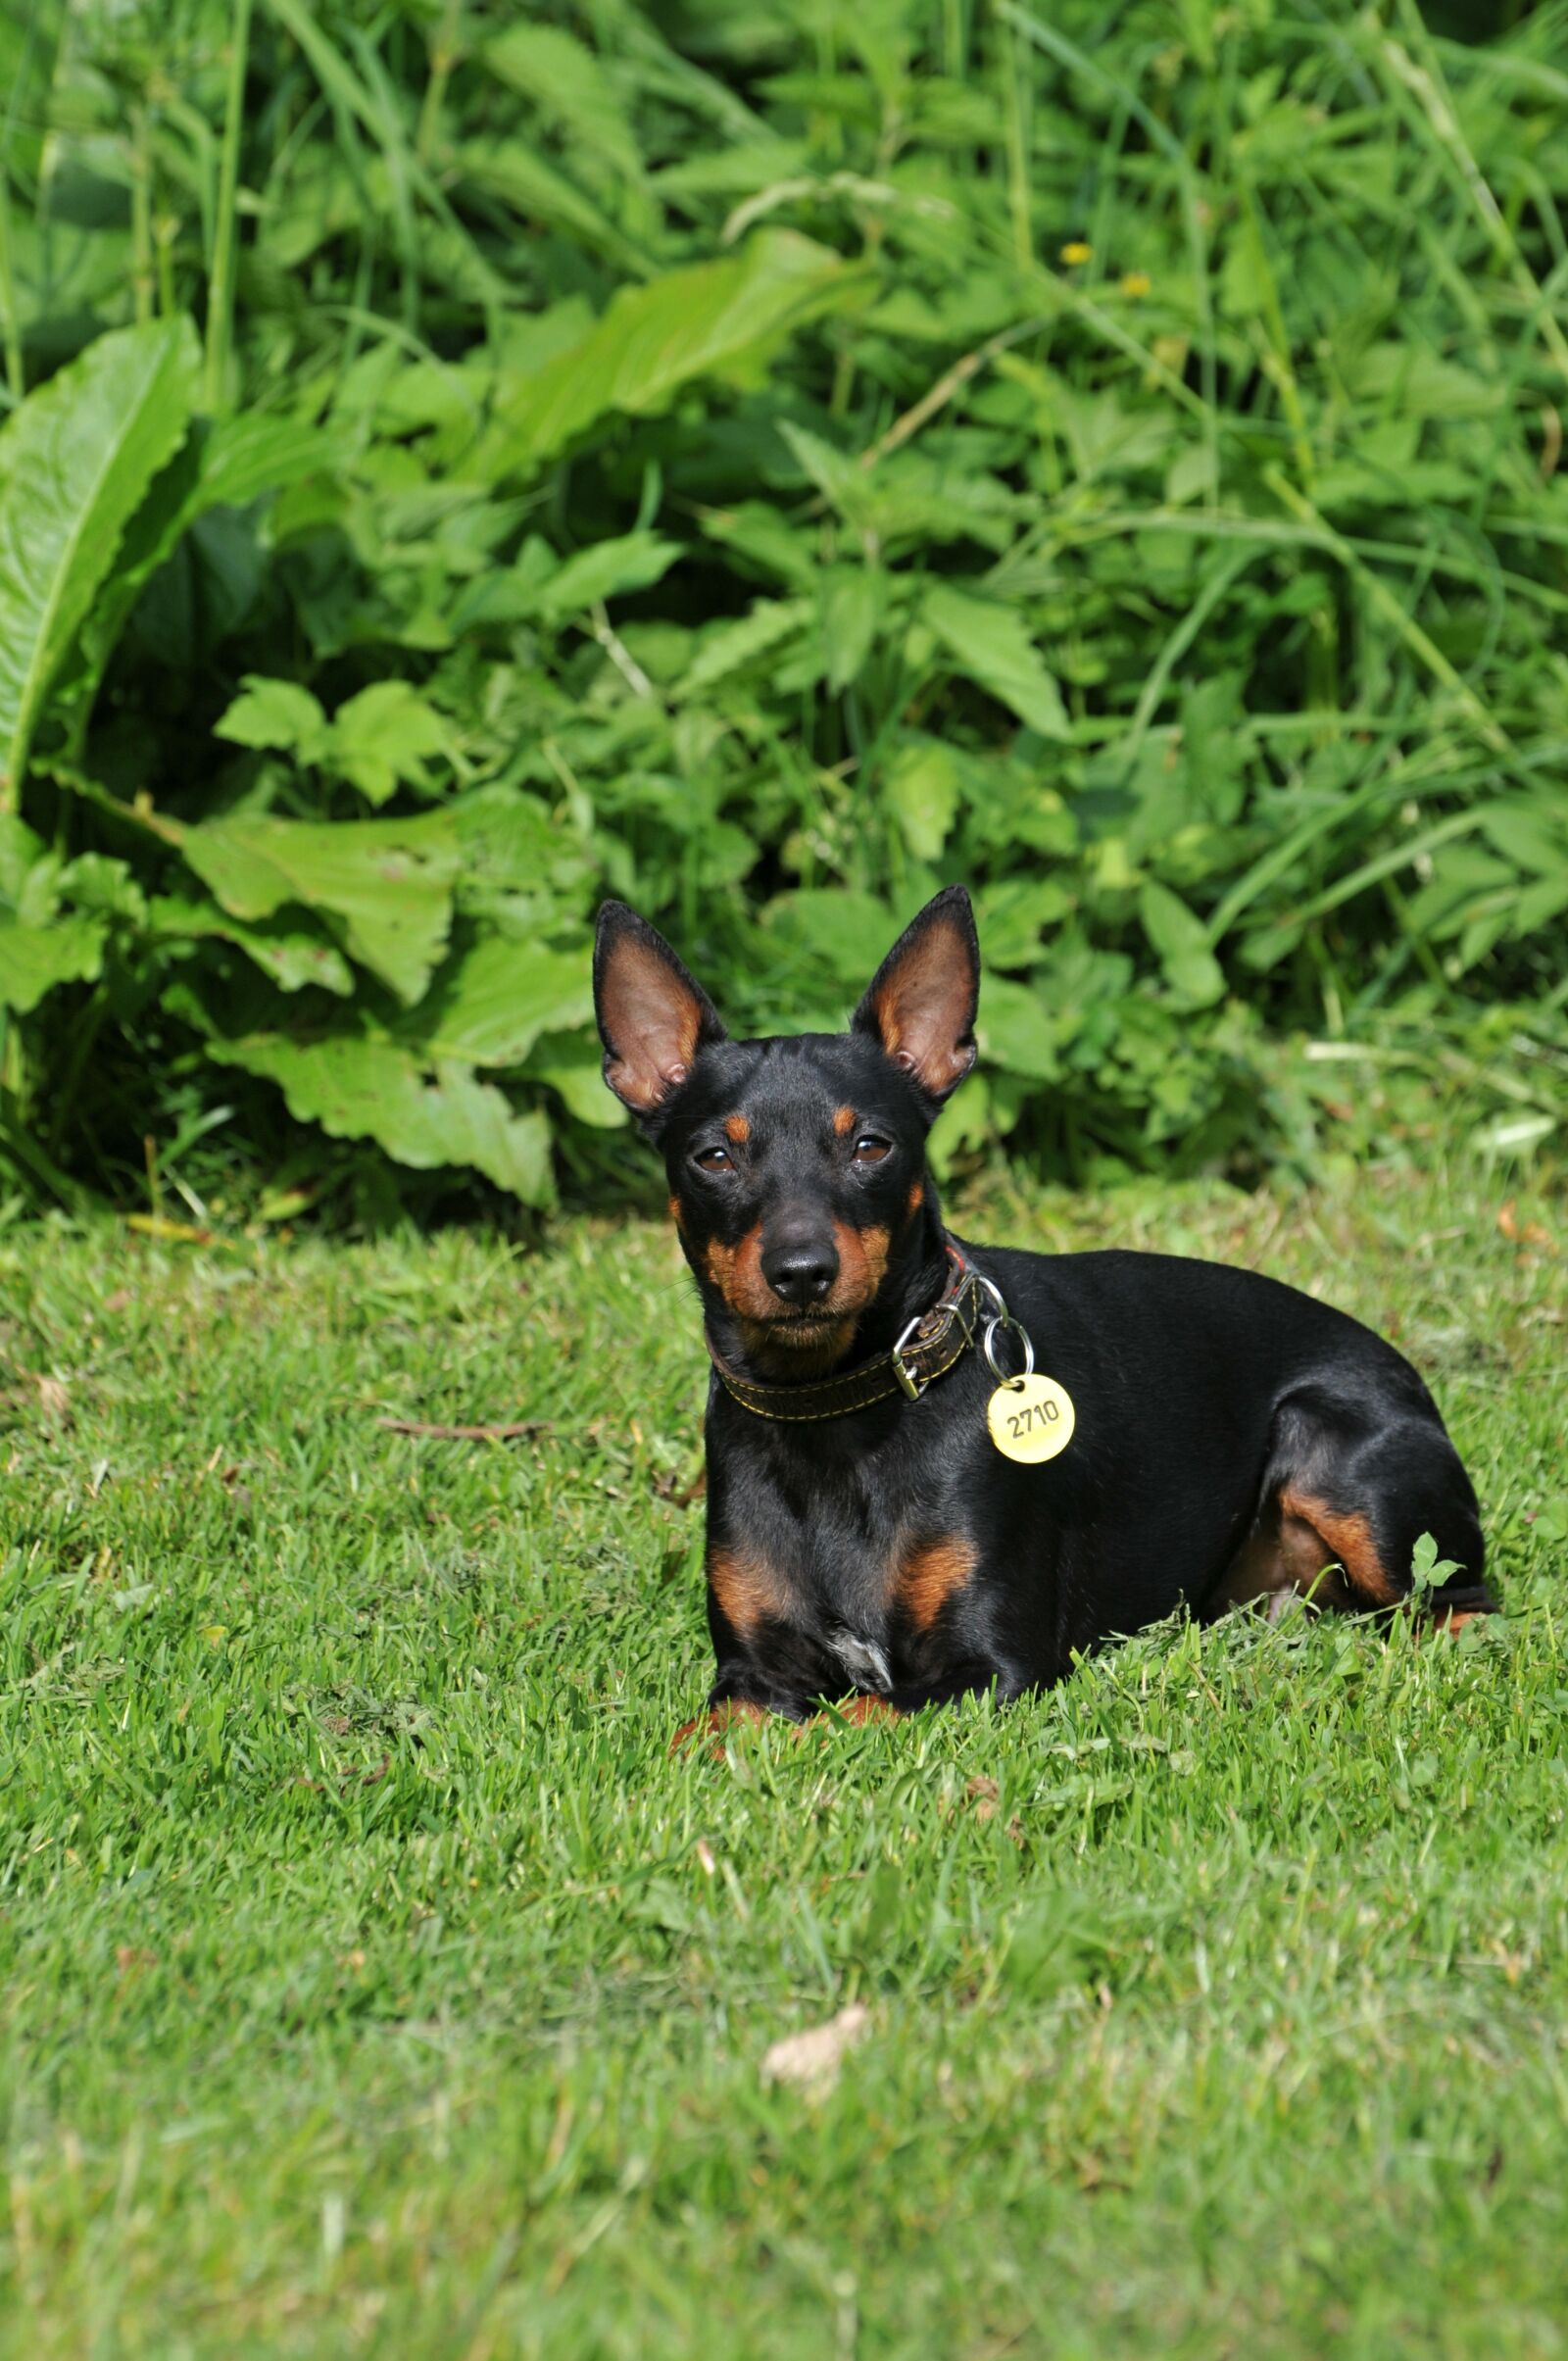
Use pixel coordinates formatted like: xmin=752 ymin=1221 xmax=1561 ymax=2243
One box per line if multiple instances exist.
xmin=761 ymin=1227 xmax=839 ymax=1306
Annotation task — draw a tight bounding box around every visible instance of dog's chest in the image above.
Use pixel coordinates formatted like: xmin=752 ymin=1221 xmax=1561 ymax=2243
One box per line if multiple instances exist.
xmin=728 ymin=1443 xmax=977 ymax=1693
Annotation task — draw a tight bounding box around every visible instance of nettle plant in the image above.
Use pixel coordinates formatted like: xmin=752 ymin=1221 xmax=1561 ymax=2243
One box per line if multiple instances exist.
xmin=0 ymin=0 xmax=1565 ymax=1216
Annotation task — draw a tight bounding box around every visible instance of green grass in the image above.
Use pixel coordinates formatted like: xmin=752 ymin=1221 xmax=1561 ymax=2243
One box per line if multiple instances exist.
xmin=1 ymin=1164 xmax=1565 ymax=2359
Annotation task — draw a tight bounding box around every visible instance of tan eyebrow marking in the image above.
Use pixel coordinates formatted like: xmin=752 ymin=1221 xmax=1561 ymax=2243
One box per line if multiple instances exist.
xmin=723 ymin=1113 xmax=750 ymax=1144
xmin=833 ymin=1106 xmax=857 ymax=1136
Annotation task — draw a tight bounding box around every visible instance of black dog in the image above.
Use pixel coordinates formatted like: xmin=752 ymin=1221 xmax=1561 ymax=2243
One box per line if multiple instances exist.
xmin=594 ymin=887 xmax=1494 ymax=1734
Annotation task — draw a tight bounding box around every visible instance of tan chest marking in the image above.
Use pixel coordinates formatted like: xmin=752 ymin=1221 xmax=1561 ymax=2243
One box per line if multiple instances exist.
xmin=708 ymin=1545 xmax=791 ymax=1637
xmin=897 ymin=1534 xmax=979 ymax=1630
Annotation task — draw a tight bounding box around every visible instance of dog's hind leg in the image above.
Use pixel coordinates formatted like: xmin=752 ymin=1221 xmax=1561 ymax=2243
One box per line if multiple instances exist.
xmin=1212 ymin=1384 xmax=1494 ymax=1623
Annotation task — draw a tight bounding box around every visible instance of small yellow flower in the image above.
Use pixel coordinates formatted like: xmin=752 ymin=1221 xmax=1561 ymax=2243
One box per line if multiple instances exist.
xmin=1120 ymin=271 xmax=1152 ymax=298
xmin=1059 ymin=240 xmax=1092 ymax=266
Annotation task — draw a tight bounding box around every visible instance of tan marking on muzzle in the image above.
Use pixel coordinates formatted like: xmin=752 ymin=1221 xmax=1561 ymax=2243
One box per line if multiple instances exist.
xmin=831 ymin=1220 xmax=890 ymax=1312
xmin=704 ymin=1225 xmax=774 ymax=1320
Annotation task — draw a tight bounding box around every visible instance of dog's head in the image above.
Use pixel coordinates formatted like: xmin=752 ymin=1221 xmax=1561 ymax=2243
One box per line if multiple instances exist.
xmin=593 ymin=888 xmax=979 ymax=1373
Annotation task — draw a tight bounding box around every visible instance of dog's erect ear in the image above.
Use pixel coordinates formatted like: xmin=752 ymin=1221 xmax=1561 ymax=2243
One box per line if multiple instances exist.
xmin=852 ymin=885 xmax=979 ymax=1102
xmin=594 ymin=902 xmax=727 ymax=1119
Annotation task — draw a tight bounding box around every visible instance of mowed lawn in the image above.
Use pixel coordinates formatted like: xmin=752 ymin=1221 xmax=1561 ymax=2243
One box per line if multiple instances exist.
xmin=1 ymin=1167 xmax=1565 ymax=2359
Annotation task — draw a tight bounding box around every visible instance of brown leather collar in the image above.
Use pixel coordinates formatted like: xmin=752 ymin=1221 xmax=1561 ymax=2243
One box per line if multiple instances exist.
xmin=707 ymin=1243 xmax=984 ymax=1422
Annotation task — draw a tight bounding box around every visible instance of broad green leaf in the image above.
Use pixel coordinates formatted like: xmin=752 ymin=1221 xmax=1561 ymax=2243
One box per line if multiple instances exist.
xmin=191 ymin=413 xmax=351 ymax=513
xmin=0 ymin=317 xmax=200 ymax=805
xmin=211 ymin=1033 xmax=554 ymax=1202
xmin=0 ymin=813 xmax=43 ymax=904
xmin=0 ymin=0 xmax=62 ymax=184
xmin=676 ymin=598 xmax=810 ymax=699
xmin=0 ymin=913 xmax=104 ymax=1011
xmin=976 ymin=976 xmax=1059 ymax=1080
xmin=777 ymin=421 xmax=872 ymax=528
xmin=57 ymin=853 xmax=144 ymax=922
xmin=523 ymin=1031 xmax=626 ymax=1129
xmin=402 ymin=935 xmax=593 ymax=1067
xmin=883 ymin=741 xmax=959 ymax=860
xmin=1478 ymin=801 xmax=1567 ymax=875
xmin=762 ymin=890 xmax=895 ymax=995
xmin=697 ymin=502 xmax=818 ymax=590
xmin=924 ymin=584 xmax=1069 ymax=741
xmin=821 ymin=568 xmax=880 ymax=692
xmin=481 ymin=25 xmax=643 ymax=182
xmin=64 ymin=414 xmax=349 ymax=718
xmin=455 ymin=140 xmax=652 ymax=277
xmin=330 ymin=681 xmax=449 ymax=805
xmin=215 ymin=677 xmax=330 ymax=760
xmin=534 ymin=533 xmax=684 ymax=626
xmin=0 ymin=820 xmax=108 ymax=1009
xmin=173 ymin=810 xmax=460 ymax=1006
xmin=478 ymin=231 xmax=862 ymax=479
xmin=973 ymin=876 xmax=1072 ymax=969
xmin=451 ymin=785 xmax=593 ymax=900
xmin=149 ymin=896 xmax=356 ymax=997
xmin=1139 ymin=880 xmax=1226 ymax=1008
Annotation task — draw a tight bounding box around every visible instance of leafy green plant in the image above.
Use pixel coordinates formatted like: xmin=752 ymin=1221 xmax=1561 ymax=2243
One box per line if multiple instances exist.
xmin=0 ymin=0 xmax=1564 ymax=1215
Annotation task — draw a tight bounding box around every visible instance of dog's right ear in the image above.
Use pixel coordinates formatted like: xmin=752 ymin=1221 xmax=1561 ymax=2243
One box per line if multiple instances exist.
xmin=593 ymin=903 xmax=727 ymax=1122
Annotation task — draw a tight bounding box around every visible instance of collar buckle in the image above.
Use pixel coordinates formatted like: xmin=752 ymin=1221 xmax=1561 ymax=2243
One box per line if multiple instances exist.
xmin=891 ymin=1310 xmax=930 ymax=1400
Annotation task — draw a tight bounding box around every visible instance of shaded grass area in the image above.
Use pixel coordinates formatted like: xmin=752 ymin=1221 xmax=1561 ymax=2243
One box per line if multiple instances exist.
xmin=0 ymin=1166 xmax=1564 ymax=2357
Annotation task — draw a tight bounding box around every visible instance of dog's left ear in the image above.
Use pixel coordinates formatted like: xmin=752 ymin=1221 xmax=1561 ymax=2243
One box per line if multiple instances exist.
xmin=594 ymin=902 xmax=728 ymax=1121
xmin=853 ymin=884 xmax=979 ymax=1102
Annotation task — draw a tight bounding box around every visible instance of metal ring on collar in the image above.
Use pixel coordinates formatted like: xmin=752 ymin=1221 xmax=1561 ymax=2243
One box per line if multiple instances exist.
xmin=983 ymin=1313 xmax=1035 ymax=1383
xmin=969 ymin=1271 xmax=1009 ymax=1322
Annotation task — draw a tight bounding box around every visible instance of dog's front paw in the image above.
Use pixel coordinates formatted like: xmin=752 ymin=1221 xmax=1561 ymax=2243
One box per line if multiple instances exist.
xmin=668 ymin=1698 xmax=773 ymax=1758
xmin=824 ymin=1694 xmax=904 ymax=1727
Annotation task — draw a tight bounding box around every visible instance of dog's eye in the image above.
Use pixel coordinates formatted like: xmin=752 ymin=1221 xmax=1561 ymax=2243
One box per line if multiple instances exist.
xmin=853 ymin=1135 xmax=892 ymax=1164
xmin=693 ymin=1145 xmax=732 ymax=1172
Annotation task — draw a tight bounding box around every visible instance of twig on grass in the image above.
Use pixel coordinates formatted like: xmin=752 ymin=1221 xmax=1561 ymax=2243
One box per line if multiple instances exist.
xmin=376 ymin=1417 xmax=550 ymax=1441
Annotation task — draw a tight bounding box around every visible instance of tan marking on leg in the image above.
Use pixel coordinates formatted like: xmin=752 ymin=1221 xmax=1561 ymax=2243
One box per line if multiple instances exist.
xmin=708 ymin=1546 xmax=789 ymax=1638
xmin=899 ymin=1534 xmax=979 ymax=1631
xmin=833 ymin=1105 xmax=857 ymax=1136
xmin=1279 ymin=1488 xmax=1398 ymax=1607
xmin=1216 ymin=1503 xmax=1353 ymax=1611
xmin=723 ymin=1112 xmax=750 ymax=1145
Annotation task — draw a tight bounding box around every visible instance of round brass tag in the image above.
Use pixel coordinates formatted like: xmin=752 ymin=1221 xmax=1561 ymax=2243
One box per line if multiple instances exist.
xmin=986 ymin=1373 xmax=1076 ymax=1463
